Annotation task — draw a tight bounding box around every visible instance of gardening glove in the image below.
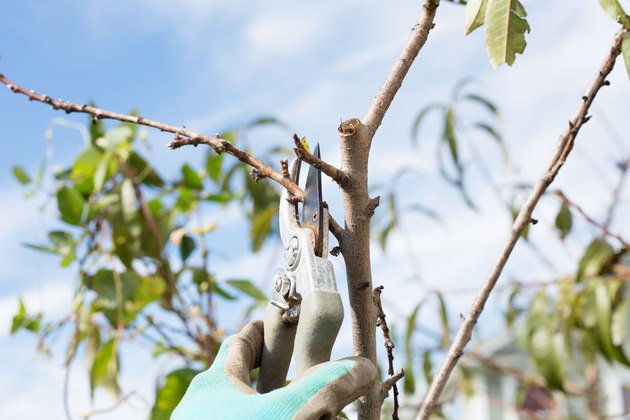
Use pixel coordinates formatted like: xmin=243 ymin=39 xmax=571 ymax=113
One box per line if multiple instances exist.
xmin=171 ymin=320 xmax=377 ymax=420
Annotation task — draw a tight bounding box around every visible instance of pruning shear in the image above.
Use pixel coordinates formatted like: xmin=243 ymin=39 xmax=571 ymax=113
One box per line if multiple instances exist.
xmin=257 ymin=145 xmax=344 ymax=393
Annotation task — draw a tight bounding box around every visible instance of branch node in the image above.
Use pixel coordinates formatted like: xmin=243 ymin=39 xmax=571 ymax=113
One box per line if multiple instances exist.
xmin=530 ymin=217 xmax=538 ymax=225
xmin=366 ymin=196 xmax=381 ymax=217
xmin=330 ymin=246 xmax=341 ymax=257
xmin=251 ymin=168 xmax=266 ymax=183
xmin=583 ymin=115 xmax=592 ymax=124
xmin=603 ymin=80 xmax=611 ymax=86
xmin=582 ymin=95 xmax=588 ymax=101
xmin=281 ymin=158 xmax=290 ymax=179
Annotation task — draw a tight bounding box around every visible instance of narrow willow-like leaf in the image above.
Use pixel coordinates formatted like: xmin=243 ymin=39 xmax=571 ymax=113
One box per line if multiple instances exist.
xmin=410 ymin=102 xmax=443 ymax=146
xmin=436 ymin=292 xmax=450 ymax=349
xmin=598 ymin=0 xmax=630 ymax=27
xmin=464 ymin=0 xmax=487 ymax=35
xmin=622 ymin=32 xmax=630 ymax=80
xmin=485 ymin=0 xmax=530 ymax=68
xmin=227 ymin=279 xmax=267 ymax=301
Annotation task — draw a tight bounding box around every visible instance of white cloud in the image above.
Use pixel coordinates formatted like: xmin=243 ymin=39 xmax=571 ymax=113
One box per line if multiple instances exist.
xmin=244 ymin=11 xmax=322 ymax=58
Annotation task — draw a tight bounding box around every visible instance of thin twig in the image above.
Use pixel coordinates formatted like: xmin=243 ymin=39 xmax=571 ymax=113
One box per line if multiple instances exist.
xmin=373 ymin=286 xmax=402 ymax=420
xmin=363 ymin=0 xmax=441 ymax=137
xmin=416 ymin=28 xmax=628 ymax=420
xmin=292 ymin=134 xmax=351 ymax=188
xmin=0 ymin=74 xmax=304 ymax=201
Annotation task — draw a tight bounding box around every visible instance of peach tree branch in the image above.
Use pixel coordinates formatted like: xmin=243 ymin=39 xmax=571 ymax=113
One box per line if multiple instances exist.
xmin=416 ymin=27 xmax=628 ymax=420
xmin=0 ymin=74 xmax=304 ymax=201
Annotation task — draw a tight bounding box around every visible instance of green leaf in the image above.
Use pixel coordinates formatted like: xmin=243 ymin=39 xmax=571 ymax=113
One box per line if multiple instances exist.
xmin=72 ymin=146 xmax=103 ymax=185
xmin=57 ymin=186 xmax=87 ymax=225
xmin=12 ymin=166 xmax=32 ymax=185
xmin=577 ymin=238 xmax=615 ymax=281
xmin=181 ymin=164 xmax=203 ymax=191
xmin=90 ymin=339 xmax=121 ymax=398
xmin=204 ymin=192 xmax=236 ymax=204
xmin=464 ymin=93 xmax=498 ymax=115
xmin=404 ymin=358 xmax=416 ymax=395
xmin=622 ymin=32 xmax=630 ymax=80
xmin=474 ymin=123 xmax=508 ymax=165
xmin=597 ymin=0 xmax=629 ymax=27
xmin=93 ymin=158 xmax=109 ymax=193
xmin=49 ymin=231 xmax=77 ymax=267
xmin=612 ymin=299 xmax=630 ymax=346
xmin=505 ymin=287 xmax=521 ymax=328
xmin=405 ymin=303 xmax=422 ymax=355
xmin=485 ymin=0 xmax=530 ymax=68
xmin=10 ymin=298 xmax=40 ymax=334
xmin=555 ymin=203 xmax=573 ymax=240
xmin=464 ymin=0 xmax=488 ymax=35
xmin=88 ymin=270 xmax=166 ymax=325
xmin=422 ymin=350 xmax=433 ymax=385
xmin=593 ymin=280 xmax=616 ymax=361
xmin=436 ymin=292 xmax=450 ymax=349
xmin=120 ymin=179 xmax=137 ymax=223
xmin=150 ymin=368 xmax=200 ymax=420
xmin=180 ymin=235 xmax=196 ymax=262
xmin=403 ymin=303 xmax=421 ymax=395
xmin=250 ymin=206 xmax=276 ymax=252
xmin=442 ymin=109 xmax=459 ymax=167
xmin=96 ymin=126 xmax=133 ymax=152
xmin=206 ymin=153 xmax=224 ymax=181
xmin=129 ymin=152 xmax=165 ymax=187
xmin=227 ymin=279 xmax=267 ymax=301
xmin=411 ymin=103 xmax=443 ymax=146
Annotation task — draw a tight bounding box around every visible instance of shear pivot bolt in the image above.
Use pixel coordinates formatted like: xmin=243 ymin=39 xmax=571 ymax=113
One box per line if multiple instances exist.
xmin=284 ymin=236 xmax=299 ymax=267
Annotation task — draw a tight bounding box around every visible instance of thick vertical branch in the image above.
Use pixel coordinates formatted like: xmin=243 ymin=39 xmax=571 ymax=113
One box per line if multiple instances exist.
xmin=416 ymin=28 xmax=627 ymax=420
xmin=337 ymin=118 xmax=381 ymax=419
xmin=337 ymin=2 xmax=441 ymax=418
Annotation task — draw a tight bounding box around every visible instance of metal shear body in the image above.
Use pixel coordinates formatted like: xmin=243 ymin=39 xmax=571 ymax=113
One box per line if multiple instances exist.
xmin=257 ymin=147 xmax=344 ymax=393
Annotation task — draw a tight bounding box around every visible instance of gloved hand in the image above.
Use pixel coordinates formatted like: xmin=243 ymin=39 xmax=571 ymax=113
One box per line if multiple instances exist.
xmin=172 ymin=320 xmax=377 ymax=420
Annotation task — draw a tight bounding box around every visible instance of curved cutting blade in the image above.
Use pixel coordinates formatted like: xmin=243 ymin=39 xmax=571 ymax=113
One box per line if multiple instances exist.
xmin=301 ymin=144 xmax=324 ymax=257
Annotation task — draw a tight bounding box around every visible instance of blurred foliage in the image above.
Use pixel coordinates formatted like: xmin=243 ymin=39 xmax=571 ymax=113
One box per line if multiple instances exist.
xmin=374 ymin=78 xmax=503 ymax=250
xmin=11 ymin=115 xmax=287 ymax=418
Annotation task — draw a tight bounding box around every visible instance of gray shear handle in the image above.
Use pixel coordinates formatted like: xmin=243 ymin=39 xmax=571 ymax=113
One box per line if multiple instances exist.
xmin=294 ymin=290 xmax=344 ymax=376
xmin=257 ymin=302 xmax=297 ymax=393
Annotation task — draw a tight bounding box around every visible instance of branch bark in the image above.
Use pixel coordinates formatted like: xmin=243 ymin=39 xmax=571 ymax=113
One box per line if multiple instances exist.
xmin=0 ymin=74 xmax=304 ymax=201
xmin=416 ymin=28 xmax=628 ymax=420
xmin=337 ymin=2 xmax=441 ymax=418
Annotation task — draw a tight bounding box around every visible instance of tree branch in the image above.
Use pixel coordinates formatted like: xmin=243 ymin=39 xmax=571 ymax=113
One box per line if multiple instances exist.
xmin=292 ymin=134 xmax=352 ymax=188
xmin=416 ymin=27 xmax=628 ymax=420
xmin=0 ymin=74 xmax=304 ymax=201
xmin=374 ymin=285 xmax=402 ymax=420
xmin=363 ymin=0 xmax=441 ymax=136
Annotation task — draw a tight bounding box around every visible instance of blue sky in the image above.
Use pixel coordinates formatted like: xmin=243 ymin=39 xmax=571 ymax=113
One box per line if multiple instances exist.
xmin=1 ymin=1 xmax=629 ymax=418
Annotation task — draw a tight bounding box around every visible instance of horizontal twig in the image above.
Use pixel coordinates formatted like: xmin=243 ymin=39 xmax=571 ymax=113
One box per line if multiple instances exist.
xmin=0 ymin=74 xmax=304 ymax=201
xmin=292 ymin=134 xmax=351 ymax=188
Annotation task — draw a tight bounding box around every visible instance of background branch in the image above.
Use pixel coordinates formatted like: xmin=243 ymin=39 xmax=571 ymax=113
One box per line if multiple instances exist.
xmin=416 ymin=28 xmax=628 ymax=420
